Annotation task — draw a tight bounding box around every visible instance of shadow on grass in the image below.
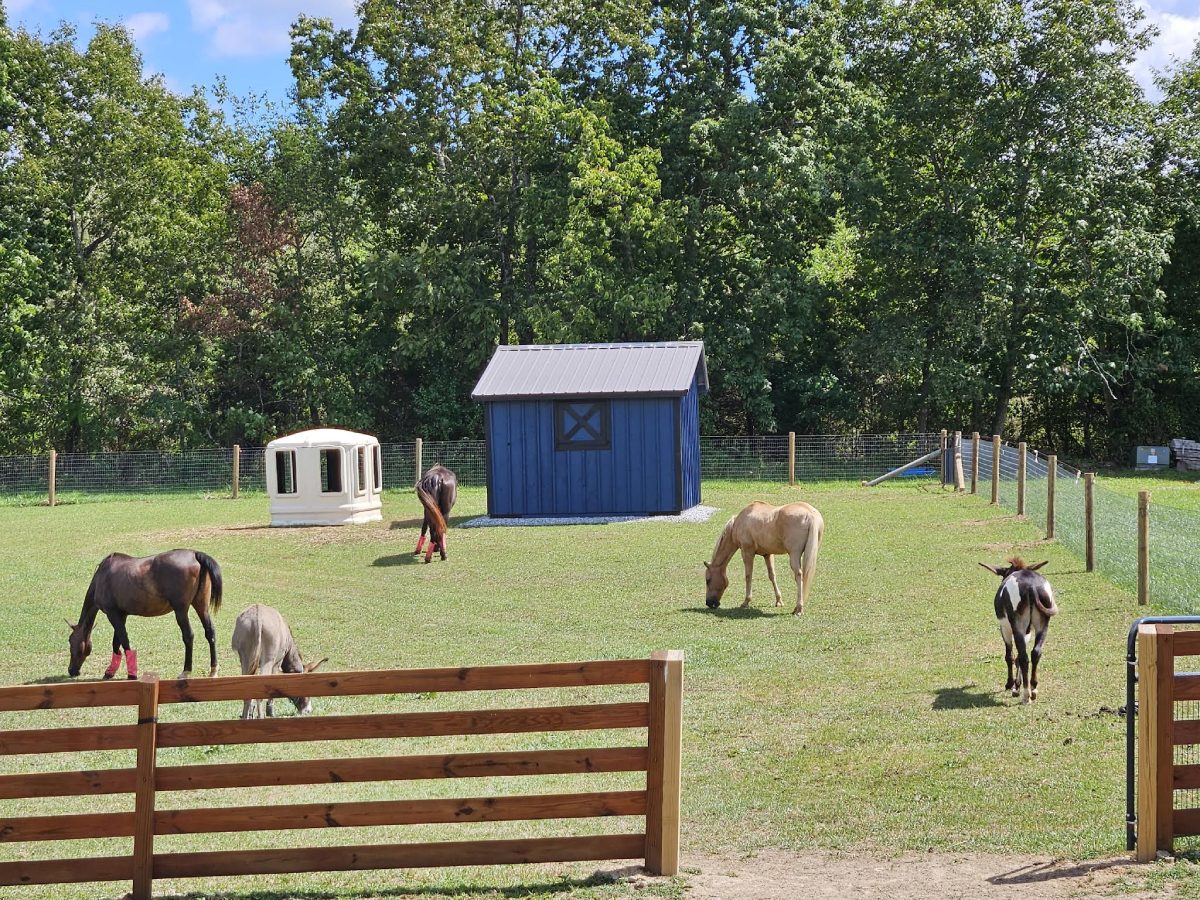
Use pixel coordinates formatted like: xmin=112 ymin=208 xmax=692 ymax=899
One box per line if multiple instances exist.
xmin=987 ymin=857 xmax=1130 ymax=885
xmin=161 ymin=866 xmax=650 ymax=900
xmin=931 ymin=684 xmax=1004 ymax=710
xmin=679 ymin=605 xmax=768 ymax=619
xmin=22 ymin=674 xmax=78 ymax=685
xmin=372 ymin=553 xmax=427 ymax=567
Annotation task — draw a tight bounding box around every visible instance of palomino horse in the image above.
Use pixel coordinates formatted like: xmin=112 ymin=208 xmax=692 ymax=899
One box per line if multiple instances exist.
xmin=67 ymin=549 xmax=223 ymax=680
xmin=704 ymin=501 xmax=824 ymax=615
xmin=414 ymin=464 xmax=457 ymax=562
xmin=980 ymin=557 xmax=1058 ymax=703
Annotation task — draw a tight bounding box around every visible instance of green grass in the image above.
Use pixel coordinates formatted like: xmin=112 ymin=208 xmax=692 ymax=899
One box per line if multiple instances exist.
xmin=1092 ymin=467 xmax=1200 ymax=512
xmin=0 ymin=481 xmax=1166 ymax=897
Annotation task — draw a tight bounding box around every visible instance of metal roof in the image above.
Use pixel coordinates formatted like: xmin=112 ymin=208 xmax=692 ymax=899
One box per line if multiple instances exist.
xmin=471 ymin=341 xmax=708 ymax=401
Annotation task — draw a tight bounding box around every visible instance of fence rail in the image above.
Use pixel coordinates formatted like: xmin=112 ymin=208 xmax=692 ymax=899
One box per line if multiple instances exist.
xmin=0 ymin=434 xmax=942 ymax=504
xmin=0 ymin=653 xmax=684 ymax=898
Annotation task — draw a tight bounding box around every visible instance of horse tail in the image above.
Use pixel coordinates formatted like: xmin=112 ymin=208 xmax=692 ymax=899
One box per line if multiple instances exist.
xmin=417 ymin=486 xmax=448 ymax=537
xmin=800 ymin=514 xmax=823 ymax=601
xmin=194 ymin=551 xmax=223 ymax=614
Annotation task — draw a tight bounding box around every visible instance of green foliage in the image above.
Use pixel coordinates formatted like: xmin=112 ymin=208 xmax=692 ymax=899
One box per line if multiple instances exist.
xmin=2 ymin=3 xmax=1200 ymax=455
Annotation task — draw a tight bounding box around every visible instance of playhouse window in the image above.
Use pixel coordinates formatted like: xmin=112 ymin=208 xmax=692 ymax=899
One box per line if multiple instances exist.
xmin=274 ymin=450 xmax=297 ymax=494
xmin=372 ymin=445 xmax=382 ymax=490
xmin=320 ymin=448 xmax=343 ymax=493
xmin=555 ymin=400 xmax=611 ymax=451
xmin=355 ymin=447 xmax=367 ymax=495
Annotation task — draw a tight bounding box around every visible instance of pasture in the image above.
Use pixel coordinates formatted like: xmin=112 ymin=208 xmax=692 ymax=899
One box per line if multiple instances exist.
xmin=0 ymin=480 xmax=1155 ymax=897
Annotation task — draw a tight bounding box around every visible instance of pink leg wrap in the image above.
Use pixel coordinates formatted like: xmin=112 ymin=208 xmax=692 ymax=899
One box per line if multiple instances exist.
xmin=103 ymin=652 xmax=122 ymax=679
xmin=424 ymin=541 xmax=435 ymax=563
xmin=124 ymin=649 xmax=138 ymax=679
xmin=415 ymin=534 xmax=426 ymax=554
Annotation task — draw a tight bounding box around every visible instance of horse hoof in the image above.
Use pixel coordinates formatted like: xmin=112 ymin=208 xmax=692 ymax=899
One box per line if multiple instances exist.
xmin=178 ymin=671 xmax=191 ymax=681
xmin=792 ymin=608 xmax=803 ymax=616
xmin=209 ymin=667 xmax=219 ymax=678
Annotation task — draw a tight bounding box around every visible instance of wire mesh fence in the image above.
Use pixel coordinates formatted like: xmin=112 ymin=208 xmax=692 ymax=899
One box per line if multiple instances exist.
xmin=962 ymin=435 xmax=1199 ymax=614
xmin=0 ymin=433 xmax=942 ymax=505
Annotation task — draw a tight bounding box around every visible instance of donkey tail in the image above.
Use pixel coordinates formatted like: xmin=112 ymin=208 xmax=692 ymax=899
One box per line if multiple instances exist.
xmin=1033 ymin=584 xmax=1058 ymax=618
xmin=417 ymin=486 xmax=448 ymax=537
xmin=194 ymin=551 xmax=223 ymax=613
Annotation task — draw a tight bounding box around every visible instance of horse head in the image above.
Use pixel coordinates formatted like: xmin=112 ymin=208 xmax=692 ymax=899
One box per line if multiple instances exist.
xmin=66 ymin=619 xmax=92 ymax=677
xmin=703 ymin=560 xmax=729 ymax=608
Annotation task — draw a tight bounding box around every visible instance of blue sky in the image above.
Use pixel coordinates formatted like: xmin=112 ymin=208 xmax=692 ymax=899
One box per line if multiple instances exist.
xmin=6 ymin=0 xmax=1200 ymax=106
xmin=5 ymin=0 xmax=359 ymax=106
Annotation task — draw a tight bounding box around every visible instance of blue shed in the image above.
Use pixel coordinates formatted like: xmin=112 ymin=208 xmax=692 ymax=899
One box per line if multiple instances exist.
xmin=472 ymin=341 xmax=708 ymax=517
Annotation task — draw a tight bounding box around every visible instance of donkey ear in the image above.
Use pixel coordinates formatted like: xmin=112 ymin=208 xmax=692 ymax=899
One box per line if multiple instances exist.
xmin=305 ymin=657 xmax=329 ymax=673
xmin=978 ymin=562 xmax=1002 ymax=576
xmin=1028 ymin=560 xmax=1049 ymax=571
xmin=65 ymin=619 xmax=77 ymax=632
xmin=703 ymin=560 xmax=711 ymax=568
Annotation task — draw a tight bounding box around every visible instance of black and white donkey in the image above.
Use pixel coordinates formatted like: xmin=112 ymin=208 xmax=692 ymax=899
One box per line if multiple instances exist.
xmin=980 ymin=557 xmax=1059 ymax=703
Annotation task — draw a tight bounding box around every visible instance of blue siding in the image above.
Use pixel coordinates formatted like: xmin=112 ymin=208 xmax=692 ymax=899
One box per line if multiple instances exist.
xmin=486 ymin=396 xmax=687 ymax=516
xmin=680 ymin=376 xmax=702 ymax=508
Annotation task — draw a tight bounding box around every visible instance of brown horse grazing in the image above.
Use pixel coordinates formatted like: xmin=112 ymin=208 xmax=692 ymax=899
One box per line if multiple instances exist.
xmin=704 ymin=501 xmax=824 ymax=615
xmin=67 ymin=549 xmax=223 ymax=680
xmin=980 ymin=557 xmax=1058 ymax=703
xmin=414 ymin=464 xmax=457 ymax=563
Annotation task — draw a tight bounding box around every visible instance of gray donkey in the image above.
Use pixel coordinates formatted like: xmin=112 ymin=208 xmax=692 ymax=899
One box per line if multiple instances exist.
xmin=230 ymin=604 xmax=327 ymax=719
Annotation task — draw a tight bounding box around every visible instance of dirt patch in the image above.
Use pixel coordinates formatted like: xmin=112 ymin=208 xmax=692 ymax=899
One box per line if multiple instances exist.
xmin=979 ymin=540 xmax=1050 ymax=553
xmin=145 ymin=519 xmax=424 ymax=548
xmin=597 ymin=851 xmax=1169 ymax=899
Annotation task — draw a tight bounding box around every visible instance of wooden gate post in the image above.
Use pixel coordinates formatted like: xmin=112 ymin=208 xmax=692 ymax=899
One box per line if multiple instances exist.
xmin=1017 ymin=442 xmax=1027 ymax=516
xmin=1139 ymin=491 xmax=1151 ymax=606
xmin=414 ymin=438 xmax=423 ymax=487
xmin=132 ymin=673 xmax=160 ymax=900
xmin=48 ymin=449 xmax=57 ymax=508
xmin=231 ymin=444 xmax=241 ymax=500
xmin=1046 ymin=454 xmax=1056 ymax=540
xmin=788 ymin=432 xmax=796 ymax=486
xmin=1084 ymin=473 xmax=1095 ymax=572
xmin=645 ymin=650 xmax=683 ymax=876
xmin=970 ymin=431 xmax=980 ymax=494
xmin=1137 ymin=624 xmax=1174 ymax=861
xmin=991 ymin=435 xmax=1000 ymax=505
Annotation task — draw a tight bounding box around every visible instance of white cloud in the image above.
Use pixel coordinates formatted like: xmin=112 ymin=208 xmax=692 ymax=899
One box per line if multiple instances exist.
xmin=1133 ymin=1 xmax=1200 ymax=99
xmin=186 ymin=0 xmax=357 ymax=58
xmin=124 ymin=12 xmax=170 ymax=43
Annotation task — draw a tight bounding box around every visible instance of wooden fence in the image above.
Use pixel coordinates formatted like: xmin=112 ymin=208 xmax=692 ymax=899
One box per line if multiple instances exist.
xmin=1135 ymin=624 xmax=1200 ymax=860
xmin=0 ymin=652 xmax=683 ymax=897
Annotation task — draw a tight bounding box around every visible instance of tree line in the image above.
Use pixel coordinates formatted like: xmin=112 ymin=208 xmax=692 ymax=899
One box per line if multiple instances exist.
xmin=1 ymin=0 xmax=1198 ymax=461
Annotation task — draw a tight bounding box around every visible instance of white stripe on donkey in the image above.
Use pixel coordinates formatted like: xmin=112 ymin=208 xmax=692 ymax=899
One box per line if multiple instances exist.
xmin=979 ymin=557 xmax=1059 ymax=703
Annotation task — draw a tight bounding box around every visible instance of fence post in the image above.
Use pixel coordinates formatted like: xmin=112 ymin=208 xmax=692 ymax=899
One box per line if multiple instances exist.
xmin=1046 ymin=454 xmax=1056 ymax=540
xmin=1084 ymin=473 xmax=1095 ymax=572
xmin=1016 ymin=442 xmax=1027 ymax=516
xmin=1139 ymin=491 xmax=1151 ymax=607
xmin=48 ymin=449 xmax=57 ymax=507
xmin=132 ymin=672 xmax=160 ymax=900
xmin=414 ymin=438 xmax=423 ymax=487
xmin=231 ymin=444 xmax=240 ymax=500
xmin=645 ymin=650 xmax=684 ymax=876
xmin=970 ymin=432 xmax=979 ymax=495
xmin=788 ymin=432 xmax=796 ymax=486
xmin=1136 ymin=624 xmax=1173 ymax=861
xmin=953 ymin=431 xmax=965 ymax=491
xmin=991 ymin=435 xmax=1000 ymax=505
xmin=939 ymin=430 xmax=948 ymax=486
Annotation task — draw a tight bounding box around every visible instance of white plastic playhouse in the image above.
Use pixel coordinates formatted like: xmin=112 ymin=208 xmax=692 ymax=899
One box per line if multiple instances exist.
xmin=265 ymin=428 xmax=383 ymax=526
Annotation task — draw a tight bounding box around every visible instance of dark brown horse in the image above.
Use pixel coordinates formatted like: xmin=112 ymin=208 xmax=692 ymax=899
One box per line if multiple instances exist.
xmin=414 ymin=464 xmax=457 ymax=563
xmin=67 ymin=549 xmax=223 ymax=680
